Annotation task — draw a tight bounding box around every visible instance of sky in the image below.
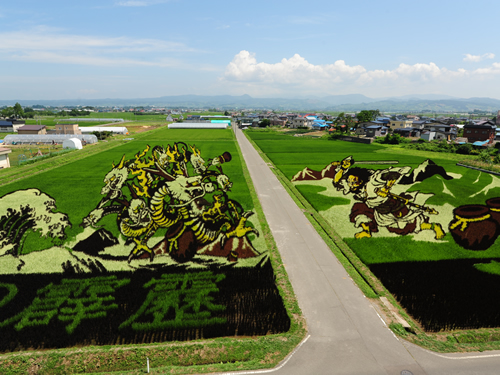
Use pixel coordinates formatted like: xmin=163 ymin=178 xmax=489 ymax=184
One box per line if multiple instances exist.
xmin=1 ymin=0 xmax=500 ymax=101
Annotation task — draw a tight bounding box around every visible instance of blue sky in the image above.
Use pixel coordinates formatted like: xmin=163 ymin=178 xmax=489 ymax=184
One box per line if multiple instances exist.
xmin=1 ymin=0 xmax=500 ymax=100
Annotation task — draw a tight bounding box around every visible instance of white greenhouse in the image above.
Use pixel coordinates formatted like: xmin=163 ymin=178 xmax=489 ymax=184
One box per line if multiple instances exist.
xmin=79 ymin=126 xmax=129 ymax=135
xmin=168 ymin=123 xmax=229 ymax=129
xmin=62 ymin=138 xmax=83 ymax=150
xmin=3 ymin=134 xmax=98 ymax=145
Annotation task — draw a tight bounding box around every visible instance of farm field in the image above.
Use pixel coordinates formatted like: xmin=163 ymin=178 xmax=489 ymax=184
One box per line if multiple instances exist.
xmin=25 ymin=119 xmax=113 ymax=127
xmin=0 ymin=127 xmax=303 ymax=374
xmin=246 ymin=129 xmax=500 ymax=339
xmin=21 ymin=111 xmax=227 ymax=125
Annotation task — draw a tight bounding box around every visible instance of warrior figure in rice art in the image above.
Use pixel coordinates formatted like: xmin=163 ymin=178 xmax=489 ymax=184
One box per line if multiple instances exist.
xmin=332 ymin=156 xmax=446 ymax=240
xmin=82 ymin=142 xmax=258 ymax=263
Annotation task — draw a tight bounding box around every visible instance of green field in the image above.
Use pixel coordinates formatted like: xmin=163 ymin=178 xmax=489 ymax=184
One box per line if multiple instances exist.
xmin=20 ymin=111 xmax=228 ymax=126
xmin=246 ymin=128 xmax=500 ymax=339
xmin=0 ymin=128 xmax=254 ymax=254
xmin=0 ymin=126 xmax=305 ymax=374
xmin=25 ymin=119 xmax=113 ymax=127
xmin=247 ymin=131 xmax=500 ymax=260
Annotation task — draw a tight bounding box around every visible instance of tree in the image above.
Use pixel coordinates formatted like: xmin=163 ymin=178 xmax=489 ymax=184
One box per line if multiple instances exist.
xmin=13 ymin=103 xmax=24 ymax=118
xmin=333 ymin=113 xmax=355 ymax=133
xmin=259 ymin=119 xmax=271 ymax=128
xmin=356 ymin=109 xmax=379 ymax=123
xmin=1 ymin=107 xmax=14 ymax=118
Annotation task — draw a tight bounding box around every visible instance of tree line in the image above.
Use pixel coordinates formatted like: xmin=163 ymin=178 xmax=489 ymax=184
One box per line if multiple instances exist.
xmin=1 ymin=103 xmax=93 ymax=119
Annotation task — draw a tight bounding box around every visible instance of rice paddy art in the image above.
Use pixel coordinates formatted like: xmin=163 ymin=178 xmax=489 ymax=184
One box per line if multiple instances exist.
xmin=286 ymin=145 xmax=500 ymax=331
xmin=0 ymin=141 xmax=290 ymax=351
xmin=293 ymin=156 xmax=454 ymax=241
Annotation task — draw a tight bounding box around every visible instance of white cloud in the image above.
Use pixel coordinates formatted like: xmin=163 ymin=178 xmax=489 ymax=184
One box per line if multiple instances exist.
xmin=463 ymin=53 xmax=495 ymax=62
xmin=9 ymin=51 xmax=180 ymax=68
xmin=0 ymin=27 xmax=196 ymax=67
xmin=224 ymin=51 xmax=365 ymax=84
xmin=472 ymin=62 xmax=500 ymax=75
xmin=222 ymin=50 xmax=500 ymax=97
xmin=0 ymin=27 xmax=192 ymax=52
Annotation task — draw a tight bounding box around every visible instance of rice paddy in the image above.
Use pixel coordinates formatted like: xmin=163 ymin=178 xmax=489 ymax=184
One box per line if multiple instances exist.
xmin=247 ymin=129 xmax=500 ymax=332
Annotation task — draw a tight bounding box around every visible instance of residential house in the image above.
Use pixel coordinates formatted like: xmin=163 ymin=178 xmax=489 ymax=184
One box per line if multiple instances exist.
xmin=17 ymin=125 xmax=47 ymax=135
xmin=389 ymin=119 xmax=413 ymax=130
xmin=394 ymin=128 xmax=421 ymax=137
xmin=0 ymin=119 xmax=25 ymax=132
xmin=311 ymin=119 xmax=328 ymax=130
xmin=376 ymin=117 xmax=391 ymax=124
xmin=411 ymin=120 xmax=427 ymax=130
xmin=356 ymin=121 xmax=384 ymax=136
xmin=290 ymin=116 xmax=314 ymax=129
xmin=420 ymin=131 xmax=440 ymax=142
xmin=270 ymin=119 xmax=287 ymax=126
xmin=365 ymin=125 xmax=388 ymax=138
xmin=422 ymin=123 xmax=457 ymax=141
xmin=464 ymin=123 xmax=496 ymax=143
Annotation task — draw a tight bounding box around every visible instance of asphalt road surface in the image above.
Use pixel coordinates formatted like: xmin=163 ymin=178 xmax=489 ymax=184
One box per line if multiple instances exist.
xmin=230 ymin=126 xmax=500 ymax=375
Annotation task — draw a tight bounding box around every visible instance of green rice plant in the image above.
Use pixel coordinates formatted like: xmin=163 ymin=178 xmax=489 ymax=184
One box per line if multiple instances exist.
xmin=0 ymin=283 xmax=18 ymax=308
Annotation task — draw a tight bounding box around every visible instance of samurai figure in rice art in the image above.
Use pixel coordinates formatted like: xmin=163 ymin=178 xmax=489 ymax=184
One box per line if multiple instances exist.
xmin=331 ymin=156 xmax=447 ymax=240
xmin=82 ymin=143 xmax=258 ymax=263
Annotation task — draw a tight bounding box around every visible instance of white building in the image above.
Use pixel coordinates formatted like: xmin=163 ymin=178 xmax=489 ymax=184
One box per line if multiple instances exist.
xmin=290 ymin=117 xmax=314 ymax=129
xmin=62 ymin=138 xmax=83 ymax=150
xmin=0 ymin=147 xmax=12 ymax=169
xmin=79 ymin=126 xmax=129 ymax=135
xmin=168 ymin=123 xmax=228 ymax=129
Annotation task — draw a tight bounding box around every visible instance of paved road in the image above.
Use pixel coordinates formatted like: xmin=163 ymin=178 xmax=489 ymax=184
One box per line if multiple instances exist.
xmin=233 ymin=126 xmax=500 ymax=375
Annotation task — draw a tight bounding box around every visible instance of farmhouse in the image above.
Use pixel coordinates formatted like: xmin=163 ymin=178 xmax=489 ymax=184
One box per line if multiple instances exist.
xmin=0 ymin=119 xmax=25 ymax=132
xmin=17 ymin=125 xmax=47 ymax=135
xmin=0 ymin=147 xmax=12 ymax=169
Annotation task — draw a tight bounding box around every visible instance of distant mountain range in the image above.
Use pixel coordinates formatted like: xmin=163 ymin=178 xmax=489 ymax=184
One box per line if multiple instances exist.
xmin=1 ymin=94 xmax=499 ymax=112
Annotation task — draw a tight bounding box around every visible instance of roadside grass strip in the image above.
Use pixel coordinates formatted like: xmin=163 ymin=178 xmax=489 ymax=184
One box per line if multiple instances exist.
xmin=245 ymin=128 xmax=500 ymax=353
xmin=0 ymin=127 xmax=304 ymax=374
